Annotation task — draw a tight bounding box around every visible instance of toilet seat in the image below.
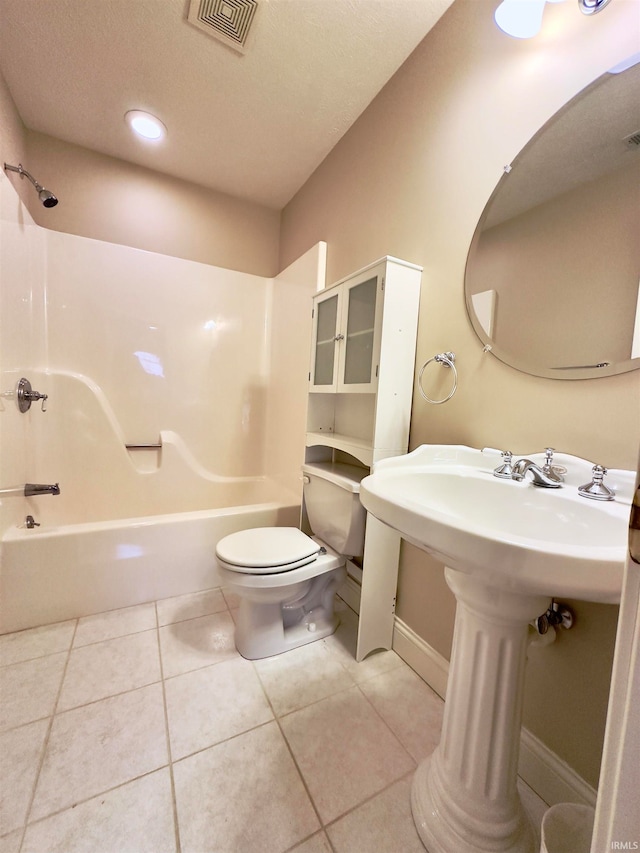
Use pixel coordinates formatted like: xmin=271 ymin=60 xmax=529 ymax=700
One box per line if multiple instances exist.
xmin=215 ymin=527 xmax=321 ymax=574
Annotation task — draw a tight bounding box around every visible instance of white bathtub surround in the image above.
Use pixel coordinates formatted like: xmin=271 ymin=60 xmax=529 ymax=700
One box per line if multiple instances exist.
xmin=0 ymin=591 xmax=548 ymax=852
xmin=1 ymin=177 xmax=326 ymax=634
xmin=0 ymin=179 xmax=323 ymax=635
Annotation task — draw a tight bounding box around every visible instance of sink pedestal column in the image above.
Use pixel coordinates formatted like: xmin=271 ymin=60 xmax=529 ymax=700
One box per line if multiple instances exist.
xmin=411 ymin=569 xmax=550 ymax=853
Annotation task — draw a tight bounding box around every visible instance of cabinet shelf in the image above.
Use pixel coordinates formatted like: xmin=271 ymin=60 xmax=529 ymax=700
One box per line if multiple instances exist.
xmin=346 ymin=328 xmax=375 ymax=339
xmin=305 ymin=431 xmax=373 ymax=466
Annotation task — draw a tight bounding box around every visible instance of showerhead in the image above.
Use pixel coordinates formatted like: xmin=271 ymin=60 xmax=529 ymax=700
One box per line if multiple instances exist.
xmin=3 ymin=163 xmax=58 ymax=208
xmin=38 ymin=188 xmax=58 ymax=208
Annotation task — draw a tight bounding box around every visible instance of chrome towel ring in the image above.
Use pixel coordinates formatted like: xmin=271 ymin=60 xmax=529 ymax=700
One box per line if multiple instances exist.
xmin=418 ymin=351 xmax=458 ymax=404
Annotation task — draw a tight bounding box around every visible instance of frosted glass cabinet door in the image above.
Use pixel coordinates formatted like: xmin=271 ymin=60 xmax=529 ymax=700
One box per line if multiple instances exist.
xmin=337 ymin=272 xmax=383 ymax=393
xmin=310 ymin=289 xmax=340 ymax=390
xmin=309 ymin=268 xmax=384 ymax=394
xmin=341 ymin=275 xmax=378 ymax=390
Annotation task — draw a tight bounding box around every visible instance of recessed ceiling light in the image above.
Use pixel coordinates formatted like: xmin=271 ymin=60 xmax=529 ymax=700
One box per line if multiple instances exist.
xmin=125 ymin=110 xmax=167 ymax=142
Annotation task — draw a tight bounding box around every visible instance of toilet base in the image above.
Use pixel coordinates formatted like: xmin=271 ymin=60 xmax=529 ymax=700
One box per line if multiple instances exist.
xmin=234 ymin=566 xmax=346 ymax=660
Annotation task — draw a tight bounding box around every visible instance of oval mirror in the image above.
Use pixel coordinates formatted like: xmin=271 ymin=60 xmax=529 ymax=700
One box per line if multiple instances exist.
xmin=465 ymin=57 xmax=640 ymax=380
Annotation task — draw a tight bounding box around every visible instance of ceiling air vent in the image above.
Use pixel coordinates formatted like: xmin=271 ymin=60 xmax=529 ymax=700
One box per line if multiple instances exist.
xmin=187 ymin=0 xmax=258 ymax=53
xmin=622 ymin=130 xmax=640 ymax=150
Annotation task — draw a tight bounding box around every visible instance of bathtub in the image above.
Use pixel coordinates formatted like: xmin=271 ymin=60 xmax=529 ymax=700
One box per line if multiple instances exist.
xmin=0 ymin=371 xmax=303 ymax=633
xmin=0 ymin=492 xmax=300 ymax=635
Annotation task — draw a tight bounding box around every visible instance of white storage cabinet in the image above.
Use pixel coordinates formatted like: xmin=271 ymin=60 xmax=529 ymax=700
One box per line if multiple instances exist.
xmin=304 ymin=257 xmax=422 ymax=660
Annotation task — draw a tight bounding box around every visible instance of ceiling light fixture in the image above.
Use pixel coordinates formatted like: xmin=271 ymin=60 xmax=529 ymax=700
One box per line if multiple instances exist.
xmin=577 ymin=0 xmax=612 ymax=14
xmin=125 ymin=110 xmax=167 ymax=142
xmin=494 ymin=0 xmax=547 ymax=39
xmin=495 ymin=0 xmax=614 ymax=38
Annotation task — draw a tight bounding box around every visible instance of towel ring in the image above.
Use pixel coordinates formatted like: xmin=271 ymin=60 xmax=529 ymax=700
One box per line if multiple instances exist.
xmin=418 ymin=351 xmax=458 ymax=404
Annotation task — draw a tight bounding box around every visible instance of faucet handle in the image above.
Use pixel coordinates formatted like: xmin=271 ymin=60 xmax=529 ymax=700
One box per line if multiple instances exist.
xmin=578 ymin=465 xmax=614 ymax=501
xmin=543 ymin=447 xmax=566 ymax=480
xmin=494 ymin=450 xmax=514 ymax=479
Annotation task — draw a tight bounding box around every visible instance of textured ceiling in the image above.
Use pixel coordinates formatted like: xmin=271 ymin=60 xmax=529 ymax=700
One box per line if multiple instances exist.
xmin=0 ymin=0 xmax=454 ymax=209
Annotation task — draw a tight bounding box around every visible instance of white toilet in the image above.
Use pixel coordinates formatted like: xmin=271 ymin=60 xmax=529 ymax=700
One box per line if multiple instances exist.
xmin=215 ymin=461 xmax=367 ymax=660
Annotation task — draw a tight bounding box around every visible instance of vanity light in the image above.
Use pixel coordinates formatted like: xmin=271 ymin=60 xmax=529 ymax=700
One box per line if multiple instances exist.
xmin=494 ymin=0 xmax=547 ymax=39
xmin=578 ymin=0 xmax=612 ymax=14
xmin=125 ymin=110 xmax=167 ymax=142
xmin=495 ymin=0 xmax=614 ymax=39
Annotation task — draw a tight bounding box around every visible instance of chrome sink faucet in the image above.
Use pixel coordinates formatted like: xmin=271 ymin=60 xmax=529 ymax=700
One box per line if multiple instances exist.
xmin=494 ymin=448 xmax=564 ymax=488
xmin=511 ymin=458 xmax=563 ymax=488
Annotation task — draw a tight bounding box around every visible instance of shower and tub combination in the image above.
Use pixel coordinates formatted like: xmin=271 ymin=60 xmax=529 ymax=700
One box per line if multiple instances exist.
xmin=0 ymin=172 xmax=324 ymax=635
xmin=1 ymin=395 xmax=300 ymax=634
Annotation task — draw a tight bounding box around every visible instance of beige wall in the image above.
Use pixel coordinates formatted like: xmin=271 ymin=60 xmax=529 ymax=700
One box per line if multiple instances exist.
xmin=0 ymin=72 xmax=280 ymax=277
xmin=0 ymin=71 xmax=28 ymax=205
xmin=24 ymin=132 xmax=281 ymax=277
xmin=280 ymin=0 xmax=640 ymax=789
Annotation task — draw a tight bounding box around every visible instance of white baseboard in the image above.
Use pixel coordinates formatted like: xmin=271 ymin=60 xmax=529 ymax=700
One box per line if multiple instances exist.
xmin=392 ymin=616 xmax=449 ymax=701
xmin=518 ymin=728 xmax=597 ymax=808
xmin=392 ymin=616 xmax=597 ymax=809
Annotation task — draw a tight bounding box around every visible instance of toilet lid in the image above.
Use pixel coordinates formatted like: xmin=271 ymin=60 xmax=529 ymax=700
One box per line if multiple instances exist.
xmin=215 ymin=527 xmax=320 ymax=573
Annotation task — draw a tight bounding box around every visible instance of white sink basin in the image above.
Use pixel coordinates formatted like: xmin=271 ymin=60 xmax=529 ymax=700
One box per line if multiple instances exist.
xmin=360 ymin=445 xmax=633 ymax=603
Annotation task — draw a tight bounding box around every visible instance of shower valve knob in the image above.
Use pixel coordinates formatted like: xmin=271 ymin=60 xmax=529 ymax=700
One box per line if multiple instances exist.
xmin=16 ymin=378 xmax=48 ymax=413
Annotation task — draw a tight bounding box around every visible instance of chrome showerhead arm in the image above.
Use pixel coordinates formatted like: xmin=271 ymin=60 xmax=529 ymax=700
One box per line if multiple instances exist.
xmin=3 ymin=162 xmax=58 ymax=207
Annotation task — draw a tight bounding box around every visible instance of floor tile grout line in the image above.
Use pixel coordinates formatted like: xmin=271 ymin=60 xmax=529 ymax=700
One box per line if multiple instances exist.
xmin=259 ymin=671 xmax=360 ymax=721
xmin=256 ymin=659 xmax=419 ymax=850
xmin=321 ymin=768 xmax=418 ymax=839
xmin=71 ymin=622 xmax=159 ymax=650
xmin=2 ymin=627 xmax=189 ymax=733
xmin=251 ymin=658 xmax=329 ymax=843
xmin=0 ymin=589 xmax=227 ymax=661
xmin=155 ymin=600 xmax=183 ymax=853
xmin=353 ymin=678 xmax=420 ymax=769
xmin=14 ymin=604 xmax=175 ymax=837
xmin=170 ymin=717 xmax=276 ymax=767
xmin=3 ymin=589 xmax=443 ymax=852
xmin=282 ymin=828 xmax=334 ymax=853
xmin=24 ymin=676 xmax=165 ymax=722
xmin=0 ymin=636 xmax=77 ymax=670
xmin=17 ymin=617 xmax=79 ymax=852
xmin=13 ymin=766 xmax=173 ymax=838
xmin=156 ymin=607 xmax=229 ymax=629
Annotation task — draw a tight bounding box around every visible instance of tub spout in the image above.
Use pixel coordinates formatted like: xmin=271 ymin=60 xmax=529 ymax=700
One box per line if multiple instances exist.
xmin=24 ymin=483 xmax=60 ymax=497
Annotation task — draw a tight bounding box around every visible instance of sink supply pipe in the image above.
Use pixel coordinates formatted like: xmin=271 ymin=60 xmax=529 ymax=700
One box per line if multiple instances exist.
xmin=528 ymin=601 xmax=574 ymax=650
xmin=418 ymin=351 xmax=458 ymax=404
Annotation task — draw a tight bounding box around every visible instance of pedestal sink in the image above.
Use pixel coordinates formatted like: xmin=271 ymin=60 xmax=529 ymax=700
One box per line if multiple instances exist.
xmin=360 ymin=445 xmax=634 ymax=853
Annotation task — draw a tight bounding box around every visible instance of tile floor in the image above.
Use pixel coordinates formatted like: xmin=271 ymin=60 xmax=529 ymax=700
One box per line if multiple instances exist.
xmin=0 ymin=589 xmax=547 ymax=853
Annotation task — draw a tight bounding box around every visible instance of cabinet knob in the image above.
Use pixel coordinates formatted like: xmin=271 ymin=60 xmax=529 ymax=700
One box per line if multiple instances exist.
xmin=334 ymin=333 xmax=344 ymax=341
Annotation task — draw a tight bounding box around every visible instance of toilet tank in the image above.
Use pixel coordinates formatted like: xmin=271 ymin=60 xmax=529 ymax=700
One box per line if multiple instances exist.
xmin=301 ymin=461 xmax=367 ymax=557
